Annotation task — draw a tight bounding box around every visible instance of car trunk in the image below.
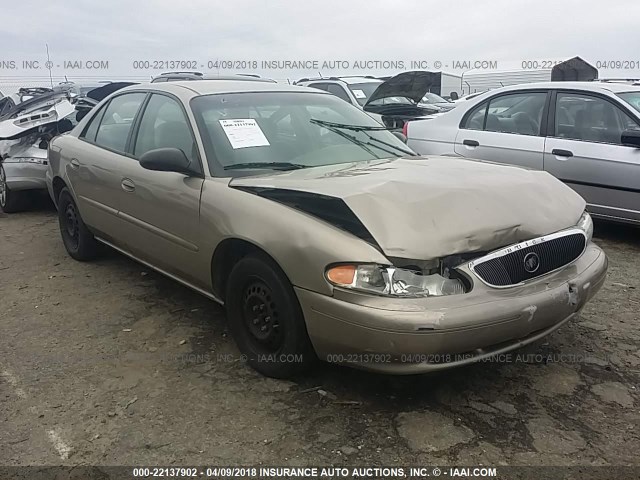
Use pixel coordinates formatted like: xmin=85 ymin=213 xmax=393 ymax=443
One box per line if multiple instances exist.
xmin=363 ymin=71 xmax=442 ymax=128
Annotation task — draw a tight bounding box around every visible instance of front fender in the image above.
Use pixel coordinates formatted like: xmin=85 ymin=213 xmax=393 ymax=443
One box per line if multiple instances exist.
xmin=200 ymin=178 xmax=389 ymax=296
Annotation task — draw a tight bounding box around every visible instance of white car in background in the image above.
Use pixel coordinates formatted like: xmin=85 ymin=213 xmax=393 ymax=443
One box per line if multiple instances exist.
xmin=406 ymin=82 xmax=640 ymax=225
xmin=296 ymin=72 xmax=440 ymax=128
xmin=295 ymin=76 xmax=385 ymax=108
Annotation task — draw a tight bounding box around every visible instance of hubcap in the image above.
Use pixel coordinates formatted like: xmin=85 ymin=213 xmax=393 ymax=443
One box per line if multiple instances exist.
xmin=242 ymin=281 xmax=282 ymax=351
xmin=64 ymin=202 xmax=79 ymax=247
xmin=0 ymin=166 xmax=6 ymax=207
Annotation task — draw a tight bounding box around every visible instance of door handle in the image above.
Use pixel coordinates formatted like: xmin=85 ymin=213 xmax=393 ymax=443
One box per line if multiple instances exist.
xmin=121 ymin=178 xmax=136 ymax=192
xmin=463 ymin=139 xmax=479 ymax=147
xmin=70 ymin=158 xmax=80 ymax=169
xmin=551 ymin=149 xmax=573 ymax=158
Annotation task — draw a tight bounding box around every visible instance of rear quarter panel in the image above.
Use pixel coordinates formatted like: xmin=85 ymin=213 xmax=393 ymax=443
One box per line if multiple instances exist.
xmin=407 ymin=114 xmax=462 ymax=156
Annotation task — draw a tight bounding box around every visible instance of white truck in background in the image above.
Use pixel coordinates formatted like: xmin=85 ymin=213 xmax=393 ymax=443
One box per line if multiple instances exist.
xmin=460 ymin=56 xmax=598 ymax=95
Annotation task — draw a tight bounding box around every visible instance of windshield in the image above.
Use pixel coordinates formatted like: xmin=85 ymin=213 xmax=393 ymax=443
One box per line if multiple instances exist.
xmin=190 ymin=92 xmax=415 ymax=176
xmin=618 ymin=92 xmax=640 ymax=114
xmin=420 ymin=92 xmax=449 ymax=104
xmin=347 ymin=81 xmax=383 ymax=106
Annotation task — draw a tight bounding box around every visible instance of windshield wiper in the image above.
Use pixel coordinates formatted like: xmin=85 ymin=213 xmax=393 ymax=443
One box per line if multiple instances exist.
xmin=310 ymin=119 xmax=418 ymax=157
xmin=310 ymin=119 xmax=389 ymax=131
xmin=361 ymin=133 xmax=418 ymax=157
xmin=310 ymin=120 xmax=381 ymax=158
xmin=224 ymin=162 xmax=307 ymax=171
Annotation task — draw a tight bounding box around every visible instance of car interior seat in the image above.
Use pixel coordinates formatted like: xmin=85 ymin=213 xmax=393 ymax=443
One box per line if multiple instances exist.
xmin=601 ymin=103 xmax=622 ymax=144
xmin=573 ymin=109 xmax=589 ymax=140
xmin=512 ymin=112 xmax=538 ymax=135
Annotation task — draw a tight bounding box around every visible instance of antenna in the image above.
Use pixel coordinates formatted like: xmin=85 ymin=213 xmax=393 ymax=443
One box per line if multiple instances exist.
xmin=45 ymin=44 xmax=54 ymax=88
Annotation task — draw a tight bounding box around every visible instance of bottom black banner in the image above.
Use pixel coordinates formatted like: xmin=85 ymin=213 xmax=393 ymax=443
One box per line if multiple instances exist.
xmin=0 ymin=466 xmax=638 ymax=480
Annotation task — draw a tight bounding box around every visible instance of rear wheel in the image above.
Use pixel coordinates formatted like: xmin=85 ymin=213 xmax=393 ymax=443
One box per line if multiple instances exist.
xmin=226 ymin=254 xmax=316 ymax=378
xmin=57 ymin=187 xmax=98 ymax=261
xmin=0 ymin=165 xmax=29 ymax=213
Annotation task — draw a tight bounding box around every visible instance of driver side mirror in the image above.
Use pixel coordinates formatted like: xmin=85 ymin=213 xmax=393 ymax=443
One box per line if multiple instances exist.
xmin=449 ymin=92 xmax=459 ymax=101
xmin=139 ymin=148 xmax=193 ymax=175
xmin=621 ymin=129 xmax=640 ymax=148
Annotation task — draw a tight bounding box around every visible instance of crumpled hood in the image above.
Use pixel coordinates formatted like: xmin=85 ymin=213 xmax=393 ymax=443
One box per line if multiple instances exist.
xmin=230 ymin=157 xmax=586 ymax=260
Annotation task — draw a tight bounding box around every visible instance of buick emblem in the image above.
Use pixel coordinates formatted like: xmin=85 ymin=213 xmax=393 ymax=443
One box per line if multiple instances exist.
xmin=523 ymin=252 xmax=540 ymax=273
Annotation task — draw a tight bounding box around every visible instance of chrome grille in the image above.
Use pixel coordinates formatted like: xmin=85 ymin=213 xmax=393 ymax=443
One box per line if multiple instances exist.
xmin=469 ymin=229 xmax=587 ymax=288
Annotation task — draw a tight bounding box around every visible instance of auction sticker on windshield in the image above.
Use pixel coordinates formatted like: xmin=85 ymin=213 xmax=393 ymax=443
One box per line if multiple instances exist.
xmin=352 ymin=89 xmax=367 ymax=99
xmin=219 ymin=119 xmax=270 ymax=149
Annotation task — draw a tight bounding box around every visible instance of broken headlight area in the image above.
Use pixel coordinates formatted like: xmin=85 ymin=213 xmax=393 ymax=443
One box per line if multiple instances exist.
xmin=326 ymin=263 xmax=467 ymax=297
xmin=576 ymin=211 xmax=593 ymax=242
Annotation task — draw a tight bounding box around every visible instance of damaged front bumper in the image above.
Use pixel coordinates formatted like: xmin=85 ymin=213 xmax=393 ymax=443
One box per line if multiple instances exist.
xmin=296 ymin=243 xmax=607 ymax=374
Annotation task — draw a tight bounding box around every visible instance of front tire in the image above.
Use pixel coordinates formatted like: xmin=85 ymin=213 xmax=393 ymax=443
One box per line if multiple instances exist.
xmin=226 ymin=253 xmax=316 ymax=378
xmin=0 ymin=165 xmax=29 ymax=213
xmin=57 ymin=187 xmax=98 ymax=261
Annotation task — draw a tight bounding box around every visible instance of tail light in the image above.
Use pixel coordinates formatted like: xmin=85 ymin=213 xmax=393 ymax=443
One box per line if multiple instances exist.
xmin=402 ymin=121 xmax=410 ymax=137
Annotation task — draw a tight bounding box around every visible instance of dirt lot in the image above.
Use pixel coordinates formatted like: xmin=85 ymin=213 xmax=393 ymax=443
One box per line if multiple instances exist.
xmin=1 ymin=202 xmax=639 ymax=470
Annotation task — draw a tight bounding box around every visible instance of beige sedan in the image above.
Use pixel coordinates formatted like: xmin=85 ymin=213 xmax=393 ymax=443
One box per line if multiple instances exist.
xmin=47 ymin=81 xmax=607 ymax=378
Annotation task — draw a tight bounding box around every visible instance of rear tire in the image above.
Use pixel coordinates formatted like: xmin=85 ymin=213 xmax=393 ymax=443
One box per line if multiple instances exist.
xmin=0 ymin=165 xmax=29 ymax=213
xmin=57 ymin=187 xmax=98 ymax=261
xmin=226 ymin=253 xmax=316 ymax=378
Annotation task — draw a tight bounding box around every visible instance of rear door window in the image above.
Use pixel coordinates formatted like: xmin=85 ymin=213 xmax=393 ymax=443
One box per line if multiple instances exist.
xmin=462 ymin=101 xmax=488 ymax=130
xmin=484 ymin=92 xmax=547 ymax=136
xmin=93 ymin=93 xmax=146 ymax=153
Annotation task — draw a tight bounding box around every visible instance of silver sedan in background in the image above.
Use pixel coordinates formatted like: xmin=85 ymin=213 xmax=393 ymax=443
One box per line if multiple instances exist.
xmin=407 ymin=82 xmax=640 ymax=225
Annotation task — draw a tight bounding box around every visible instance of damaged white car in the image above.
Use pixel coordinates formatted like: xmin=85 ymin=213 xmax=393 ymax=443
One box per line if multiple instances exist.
xmin=0 ymin=83 xmax=133 ymax=213
xmin=0 ymin=88 xmax=75 ymax=212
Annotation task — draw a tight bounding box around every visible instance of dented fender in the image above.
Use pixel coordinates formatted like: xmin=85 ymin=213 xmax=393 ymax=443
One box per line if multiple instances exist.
xmin=198 ymin=178 xmax=390 ymax=296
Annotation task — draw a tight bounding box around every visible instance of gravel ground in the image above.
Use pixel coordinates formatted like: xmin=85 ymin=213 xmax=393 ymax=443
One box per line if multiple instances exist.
xmin=1 ymin=202 xmax=638 ymax=472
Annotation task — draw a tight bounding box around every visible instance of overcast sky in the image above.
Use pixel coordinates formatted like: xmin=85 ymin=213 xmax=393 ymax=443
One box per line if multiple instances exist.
xmin=2 ymin=0 xmax=639 ymax=82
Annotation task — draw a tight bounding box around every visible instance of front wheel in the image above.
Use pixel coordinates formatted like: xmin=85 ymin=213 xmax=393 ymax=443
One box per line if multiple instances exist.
xmin=226 ymin=254 xmax=316 ymax=378
xmin=57 ymin=187 xmax=99 ymax=261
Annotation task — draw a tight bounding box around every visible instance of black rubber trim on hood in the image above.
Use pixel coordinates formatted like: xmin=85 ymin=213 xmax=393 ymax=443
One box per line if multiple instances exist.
xmin=233 ymin=186 xmax=381 ymax=250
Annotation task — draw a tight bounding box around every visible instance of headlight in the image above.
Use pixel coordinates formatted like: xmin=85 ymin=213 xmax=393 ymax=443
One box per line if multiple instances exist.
xmin=2 ymin=157 xmax=46 ymax=164
xmin=326 ymin=264 xmax=465 ymax=297
xmin=576 ymin=211 xmax=593 ymax=241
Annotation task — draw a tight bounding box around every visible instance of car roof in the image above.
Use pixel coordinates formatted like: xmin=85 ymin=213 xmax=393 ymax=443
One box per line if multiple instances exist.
xmin=299 ymin=76 xmax=382 ymax=85
xmin=336 ymin=77 xmax=383 ymax=85
xmin=491 ymin=81 xmax=640 ymax=94
xmin=121 ymin=80 xmax=326 ymax=98
xmin=200 ymin=75 xmax=275 ymax=82
xmin=152 ymin=73 xmax=275 ymax=83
